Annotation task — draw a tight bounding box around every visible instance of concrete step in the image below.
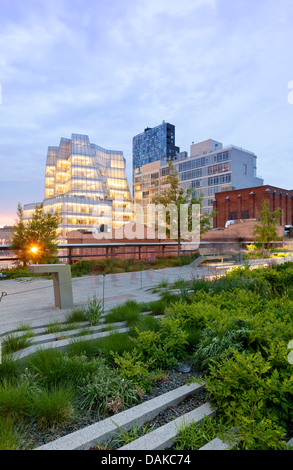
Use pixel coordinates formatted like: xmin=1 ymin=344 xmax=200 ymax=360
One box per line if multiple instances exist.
xmin=35 ymin=381 xmax=205 ymax=450
xmin=12 ymin=327 xmax=130 ymax=362
xmin=199 ymin=437 xmax=233 ymax=450
xmin=119 ymin=402 xmax=216 ymax=450
xmin=28 ymin=322 xmax=127 ymax=345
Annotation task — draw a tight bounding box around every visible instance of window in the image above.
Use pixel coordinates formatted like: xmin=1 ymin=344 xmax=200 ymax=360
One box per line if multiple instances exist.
xmin=191 ymin=180 xmax=201 ymax=189
xmin=243 ymin=164 xmax=248 ymax=176
xmin=208 ymin=173 xmax=231 ymax=186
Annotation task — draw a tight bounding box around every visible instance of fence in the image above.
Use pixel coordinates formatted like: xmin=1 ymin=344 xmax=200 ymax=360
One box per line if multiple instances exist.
xmin=2 ymin=239 xmax=290 ymax=268
xmin=0 ymin=241 xmax=243 ymax=267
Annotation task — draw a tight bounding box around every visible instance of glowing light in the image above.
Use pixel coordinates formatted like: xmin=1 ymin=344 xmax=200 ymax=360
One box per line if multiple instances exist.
xmin=30 ymin=246 xmax=39 ymax=254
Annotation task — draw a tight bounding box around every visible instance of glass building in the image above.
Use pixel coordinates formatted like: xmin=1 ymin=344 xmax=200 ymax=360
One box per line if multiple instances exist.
xmin=133 ymin=122 xmax=180 ymax=175
xmin=23 ymin=134 xmax=133 ymax=238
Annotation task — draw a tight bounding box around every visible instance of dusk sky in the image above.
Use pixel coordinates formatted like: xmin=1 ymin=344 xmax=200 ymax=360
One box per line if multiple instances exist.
xmin=0 ymin=0 xmax=293 ymax=226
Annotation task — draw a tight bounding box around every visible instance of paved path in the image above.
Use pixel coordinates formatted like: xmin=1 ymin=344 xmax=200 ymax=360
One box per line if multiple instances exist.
xmin=0 ymin=264 xmax=216 ymax=334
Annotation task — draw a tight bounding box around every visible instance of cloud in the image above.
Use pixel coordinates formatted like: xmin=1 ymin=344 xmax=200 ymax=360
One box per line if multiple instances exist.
xmin=0 ymin=0 xmax=293 ymax=225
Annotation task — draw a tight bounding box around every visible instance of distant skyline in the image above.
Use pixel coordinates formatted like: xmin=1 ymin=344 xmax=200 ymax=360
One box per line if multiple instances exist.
xmin=1 ymin=0 xmax=293 ymax=226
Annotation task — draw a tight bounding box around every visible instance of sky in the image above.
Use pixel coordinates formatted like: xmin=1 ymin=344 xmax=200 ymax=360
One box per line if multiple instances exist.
xmin=0 ymin=0 xmax=293 ymax=226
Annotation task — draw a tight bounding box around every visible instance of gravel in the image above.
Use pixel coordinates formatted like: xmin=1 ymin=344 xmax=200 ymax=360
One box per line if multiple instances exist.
xmin=28 ymin=362 xmax=205 ymax=450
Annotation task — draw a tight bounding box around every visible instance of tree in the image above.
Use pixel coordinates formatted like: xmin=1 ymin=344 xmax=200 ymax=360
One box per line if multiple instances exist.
xmin=156 ymin=160 xmax=216 ymax=257
xmin=11 ymin=203 xmax=62 ymax=265
xmin=253 ymin=199 xmax=282 ymax=250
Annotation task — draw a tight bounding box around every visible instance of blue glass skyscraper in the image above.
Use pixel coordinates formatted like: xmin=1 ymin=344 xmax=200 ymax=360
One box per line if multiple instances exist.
xmin=132 ymin=122 xmax=180 ymax=173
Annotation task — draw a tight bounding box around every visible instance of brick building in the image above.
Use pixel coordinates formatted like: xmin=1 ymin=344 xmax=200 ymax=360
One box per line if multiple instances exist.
xmin=213 ymin=185 xmax=293 ymax=229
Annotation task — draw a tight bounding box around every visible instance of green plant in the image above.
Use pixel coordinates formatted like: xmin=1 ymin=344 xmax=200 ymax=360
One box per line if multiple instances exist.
xmin=130 ymin=314 xmax=189 ymax=370
xmin=0 ymin=416 xmax=26 ymax=450
xmin=2 ymin=333 xmax=33 ymax=354
xmin=45 ymin=322 xmax=62 ymax=334
xmin=0 ymin=354 xmax=20 ymax=381
xmin=192 ymin=325 xmax=250 ymax=370
xmin=16 ymin=324 xmax=34 ymax=336
xmin=0 ymin=379 xmax=31 ymax=420
xmin=27 ymin=349 xmax=104 ymax=388
xmin=174 ymin=415 xmax=227 ymax=450
xmin=83 ymin=296 xmax=104 ymax=326
xmin=78 ymin=362 xmax=138 ymax=415
xmin=105 ymin=300 xmax=142 ymax=326
xmin=65 ymin=308 xmax=87 ymax=323
xmin=31 ymin=386 xmax=75 ymax=429
xmin=111 ymin=421 xmax=155 ymax=448
xmin=26 ymin=348 xmax=65 ymax=388
xmin=111 ymin=349 xmax=154 ymax=392
xmin=67 ymin=337 xmax=101 ymax=357
xmin=204 ymin=350 xmax=293 ymax=449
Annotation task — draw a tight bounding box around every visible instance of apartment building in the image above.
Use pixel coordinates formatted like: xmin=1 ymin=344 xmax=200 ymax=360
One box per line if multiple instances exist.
xmin=134 ymin=138 xmax=263 ymax=220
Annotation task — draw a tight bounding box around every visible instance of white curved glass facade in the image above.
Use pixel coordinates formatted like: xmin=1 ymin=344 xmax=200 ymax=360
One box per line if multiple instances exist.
xmin=24 ymin=134 xmax=133 ymax=237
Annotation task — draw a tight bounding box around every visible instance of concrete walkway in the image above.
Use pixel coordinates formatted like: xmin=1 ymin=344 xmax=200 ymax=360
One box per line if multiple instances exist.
xmin=0 ymin=264 xmax=215 ymax=334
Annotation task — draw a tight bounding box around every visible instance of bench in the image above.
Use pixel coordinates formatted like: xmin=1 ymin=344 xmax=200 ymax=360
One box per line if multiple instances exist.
xmin=28 ymin=264 xmax=74 ymax=309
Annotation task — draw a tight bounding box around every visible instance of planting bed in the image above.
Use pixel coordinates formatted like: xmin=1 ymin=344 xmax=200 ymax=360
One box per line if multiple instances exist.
xmin=1 ymin=261 xmax=293 ymax=451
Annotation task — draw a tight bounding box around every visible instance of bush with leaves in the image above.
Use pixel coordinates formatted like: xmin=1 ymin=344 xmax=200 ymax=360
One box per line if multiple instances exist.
xmin=130 ymin=313 xmax=189 ymax=370
xmin=204 ymin=349 xmax=293 ymax=449
xmin=111 ymin=349 xmax=154 ymax=392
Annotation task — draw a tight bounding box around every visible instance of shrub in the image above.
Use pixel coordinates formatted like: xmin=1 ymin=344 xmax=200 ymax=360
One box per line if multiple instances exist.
xmin=204 ymin=349 xmax=293 ymax=449
xmin=111 ymin=349 xmax=154 ymax=392
xmin=130 ymin=314 xmax=189 ymax=370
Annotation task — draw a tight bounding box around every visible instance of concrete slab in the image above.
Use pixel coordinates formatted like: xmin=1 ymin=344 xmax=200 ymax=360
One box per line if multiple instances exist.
xmin=0 ymin=264 xmax=213 ymax=334
xmin=119 ymin=402 xmax=216 ymax=450
xmin=12 ymin=327 xmax=130 ymax=362
xmin=199 ymin=437 xmax=231 ymax=450
xmin=24 ymin=321 xmax=127 ymax=346
xmin=35 ymin=382 xmax=205 ymax=450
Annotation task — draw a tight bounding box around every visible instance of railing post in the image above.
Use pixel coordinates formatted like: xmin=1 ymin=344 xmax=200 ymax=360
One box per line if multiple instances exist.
xmin=68 ymin=247 xmax=73 ymax=266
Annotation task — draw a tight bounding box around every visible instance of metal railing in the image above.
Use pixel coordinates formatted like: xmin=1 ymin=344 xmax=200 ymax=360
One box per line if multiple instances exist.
xmin=0 ymin=241 xmax=240 ymax=266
